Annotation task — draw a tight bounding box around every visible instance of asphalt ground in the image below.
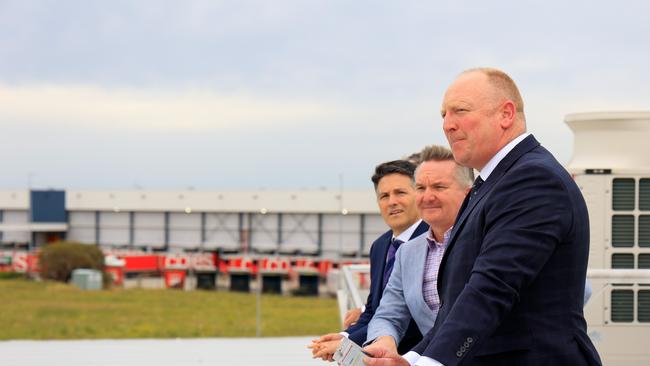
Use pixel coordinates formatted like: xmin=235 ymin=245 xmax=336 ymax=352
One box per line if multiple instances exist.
xmin=0 ymin=336 xmax=330 ymax=366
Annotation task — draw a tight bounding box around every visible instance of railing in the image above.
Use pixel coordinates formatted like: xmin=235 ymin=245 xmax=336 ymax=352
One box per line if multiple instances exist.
xmin=337 ymin=266 xmax=650 ymax=326
xmin=336 ymin=265 xmax=650 ymax=365
xmin=584 ymin=269 xmax=650 ymax=365
xmin=585 ymin=269 xmax=650 ymax=321
xmin=336 ymin=264 xmax=370 ymax=324
xmin=587 ymin=269 xmax=650 ymax=281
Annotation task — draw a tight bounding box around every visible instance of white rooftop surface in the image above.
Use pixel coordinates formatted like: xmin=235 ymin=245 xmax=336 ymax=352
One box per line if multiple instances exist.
xmin=0 ymin=337 xmax=327 ymax=366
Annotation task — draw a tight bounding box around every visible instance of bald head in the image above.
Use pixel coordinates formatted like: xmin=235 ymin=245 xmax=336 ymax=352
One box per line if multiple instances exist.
xmin=461 ymin=67 xmax=526 ymax=122
xmin=441 ymin=68 xmax=527 ymax=170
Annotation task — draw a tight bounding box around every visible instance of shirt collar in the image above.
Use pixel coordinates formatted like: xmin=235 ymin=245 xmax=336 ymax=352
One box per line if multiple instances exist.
xmin=426 ymin=226 xmax=452 ymax=248
xmin=479 ymin=133 xmax=529 ymax=181
xmin=393 ymin=219 xmax=423 ymax=242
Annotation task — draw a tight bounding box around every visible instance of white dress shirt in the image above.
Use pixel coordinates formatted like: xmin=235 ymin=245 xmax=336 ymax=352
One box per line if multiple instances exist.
xmin=394 ymin=219 xmax=424 ymax=243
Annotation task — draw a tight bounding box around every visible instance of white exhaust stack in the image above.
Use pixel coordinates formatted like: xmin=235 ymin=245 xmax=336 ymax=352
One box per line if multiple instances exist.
xmin=565 ymin=111 xmax=650 ymax=174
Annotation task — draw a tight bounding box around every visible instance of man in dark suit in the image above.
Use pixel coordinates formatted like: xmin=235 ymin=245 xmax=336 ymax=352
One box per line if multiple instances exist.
xmin=364 ymin=68 xmax=602 ymax=366
xmin=310 ymin=159 xmax=429 ymax=361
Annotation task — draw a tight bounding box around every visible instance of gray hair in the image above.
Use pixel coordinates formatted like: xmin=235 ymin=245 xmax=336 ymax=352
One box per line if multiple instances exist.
xmin=416 ymin=145 xmax=474 ymax=188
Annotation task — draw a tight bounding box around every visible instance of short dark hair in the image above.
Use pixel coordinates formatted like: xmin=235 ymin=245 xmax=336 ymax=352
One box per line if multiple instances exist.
xmin=371 ymin=160 xmax=417 ymax=190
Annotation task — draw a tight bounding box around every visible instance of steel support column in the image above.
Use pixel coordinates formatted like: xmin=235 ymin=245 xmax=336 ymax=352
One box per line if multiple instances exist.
xmin=95 ymin=211 xmax=100 ymax=245
xmin=200 ymin=212 xmax=206 ymax=251
xmin=317 ymin=213 xmax=323 ymax=256
xmin=163 ymin=211 xmax=170 ymax=251
xmin=238 ymin=212 xmax=245 ymax=252
xmin=277 ymin=212 xmax=283 ymax=246
xmin=359 ymin=213 xmax=365 ymax=257
xmin=129 ymin=211 xmax=134 ymax=248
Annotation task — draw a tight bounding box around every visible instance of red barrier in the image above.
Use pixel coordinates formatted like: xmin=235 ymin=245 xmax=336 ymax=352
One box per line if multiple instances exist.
xmin=27 ymin=253 xmax=40 ymax=273
xmin=259 ymin=258 xmax=290 ymax=272
xmin=106 ymin=266 xmax=124 ymax=286
xmin=317 ymin=260 xmax=333 ymax=277
xmin=164 ymin=270 xmax=186 ymax=289
xmin=122 ymin=255 xmax=162 ymax=272
xmin=190 ymin=253 xmax=217 ymax=271
xmin=2 ymin=249 xmax=356 ymax=283
xmin=227 ymin=257 xmax=257 ymax=274
xmin=163 ymin=254 xmax=190 ymax=270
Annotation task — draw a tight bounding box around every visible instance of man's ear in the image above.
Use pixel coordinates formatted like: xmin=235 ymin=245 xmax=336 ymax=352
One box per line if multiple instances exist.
xmin=499 ymin=100 xmax=516 ymax=129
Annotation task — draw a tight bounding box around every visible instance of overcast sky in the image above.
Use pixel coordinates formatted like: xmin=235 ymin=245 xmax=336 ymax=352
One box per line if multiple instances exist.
xmin=1 ymin=0 xmax=649 ymax=191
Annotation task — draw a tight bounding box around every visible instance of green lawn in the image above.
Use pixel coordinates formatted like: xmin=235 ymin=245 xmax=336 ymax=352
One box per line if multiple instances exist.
xmin=0 ymin=279 xmax=340 ymax=340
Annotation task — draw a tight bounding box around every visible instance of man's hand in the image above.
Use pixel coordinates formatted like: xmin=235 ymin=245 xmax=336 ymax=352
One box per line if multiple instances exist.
xmin=343 ymin=307 xmax=363 ymax=328
xmin=307 ymin=333 xmax=344 ymax=362
xmin=314 ymin=332 xmax=344 ymax=343
xmin=310 ymin=339 xmax=341 ymax=362
xmin=367 ymin=335 xmax=397 ymax=354
xmin=362 ymin=345 xmax=409 ymax=366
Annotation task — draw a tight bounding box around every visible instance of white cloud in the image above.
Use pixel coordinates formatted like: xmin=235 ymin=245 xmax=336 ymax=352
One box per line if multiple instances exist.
xmin=0 ymin=83 xmax=338 ymax=131
xmin=1 ymin=1 xmax=649 ymax=189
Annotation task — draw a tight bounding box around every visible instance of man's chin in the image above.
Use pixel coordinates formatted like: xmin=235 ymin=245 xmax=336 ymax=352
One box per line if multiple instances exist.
xmin=451 ymin=147 xmax=469 ymax=164
xmin=387 ymin=218 xmax=406 ymax=231
xmin=387 ymin=213 xmax=404 ymax=222
xmin=421 ymin=213 xmax=440 ymax=223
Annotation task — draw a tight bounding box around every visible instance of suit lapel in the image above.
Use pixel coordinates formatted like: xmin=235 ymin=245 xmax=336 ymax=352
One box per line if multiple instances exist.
xmin=374 ymin=230 xmax=393 ymax=298
xmin=411 ymin=221 xmax=430 ymax=240
xmin=440 ymin=135 xmax=541 ymax=276
xmin=413 ymin=237 xmax=431 ymax=311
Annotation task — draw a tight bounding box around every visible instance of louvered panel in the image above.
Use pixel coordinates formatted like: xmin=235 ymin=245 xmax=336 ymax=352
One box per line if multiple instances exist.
xmin=639 ymin=215 xmax=650 ymax=247
xmin=613 ymin=178 xmax=635 ymax=211
xmin=639 ymin=290 xmax=650 ymax=323
xmin=640 ymin=179 xmax=650 ymax=211
xmin=612 ymin=215 xmax=635 ymax=247
xmin=638 ymin=254 xmax=650 ymax=269
xmin=611 ymin=290 xmax=634 ymax=322
xmin=611 ymin=253 xmax=635 ymax=269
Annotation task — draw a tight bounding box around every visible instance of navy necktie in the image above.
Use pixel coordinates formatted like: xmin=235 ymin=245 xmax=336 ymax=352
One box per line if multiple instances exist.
xmin=382 ymin=238 xmax=403 ymax=290
xmin=469 ymin=176 xmax=485 ymax=201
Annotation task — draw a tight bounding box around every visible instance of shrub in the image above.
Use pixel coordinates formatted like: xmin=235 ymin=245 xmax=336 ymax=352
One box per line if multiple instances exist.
xmin=38 ymin=242 xmax=108 ymax=286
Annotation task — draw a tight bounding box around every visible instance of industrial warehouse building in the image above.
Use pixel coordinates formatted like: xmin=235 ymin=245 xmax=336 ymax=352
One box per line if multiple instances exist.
xmin=0 ymin=189 xmax=387 ymax=258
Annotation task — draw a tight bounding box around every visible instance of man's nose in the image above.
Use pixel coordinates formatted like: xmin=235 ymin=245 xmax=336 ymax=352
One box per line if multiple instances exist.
xmin=443 ymin=115 xmax=455 ymax=133
xmin=422 ymin=188 xmax=436 ymax=201
xmin=388 ymin=194 xmax=399 ymax=205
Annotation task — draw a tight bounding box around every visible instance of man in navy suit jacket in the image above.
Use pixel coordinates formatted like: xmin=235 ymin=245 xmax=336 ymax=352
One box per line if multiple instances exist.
xmin=310 ymin=159 xmax=429 ymax=361
xmin=364 ymin=68 xmax=601 ymax=366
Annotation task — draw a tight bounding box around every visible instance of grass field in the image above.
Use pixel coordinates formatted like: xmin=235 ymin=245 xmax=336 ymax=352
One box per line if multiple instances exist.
xmin=0 ymin=278 xmax=340 ymax=340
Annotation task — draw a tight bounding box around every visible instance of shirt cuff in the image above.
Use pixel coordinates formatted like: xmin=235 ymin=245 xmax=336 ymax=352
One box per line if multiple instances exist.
xmin=339 ymin=331 xmax=349 ymax=338
xmin=403 ymin=351 xmax=420 ymax=365
xmin=361 ymin=305 xmax=366 ymax=313
xmin=415 ymin=356 xmax=445 ymax=366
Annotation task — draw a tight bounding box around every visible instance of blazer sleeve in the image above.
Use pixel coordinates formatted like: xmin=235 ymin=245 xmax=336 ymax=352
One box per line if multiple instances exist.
xmin=421 ymin=164 xmax=576 ymax=365
xmin=366 ymin=245 xmax=413 ymax=345
xmin=345 ymin=293 xmax=373 ymax=345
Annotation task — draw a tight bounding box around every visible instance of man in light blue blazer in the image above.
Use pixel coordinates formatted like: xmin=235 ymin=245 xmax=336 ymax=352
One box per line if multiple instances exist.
xmin=366 ymin=145 xmax=473 ymax=353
